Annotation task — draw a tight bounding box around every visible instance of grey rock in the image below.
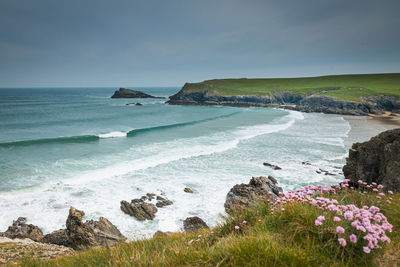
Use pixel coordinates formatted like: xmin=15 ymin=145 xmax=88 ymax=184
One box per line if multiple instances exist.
xmin=41 ymin=229 xmax=70 ymax=247
xmin=343 ymin=128 xmax=400 ymax=192
xmin=156 ymin=199 xmax=173 ymax=208
xmin=263 ymin=162 xmax=282 ymax=170
xmin=1 ymin=217 xmax=43 ymax=242
xmin=183 ymin=217 xmax=209 ymax=232
xmin=184 ymin=187 xmax=194 ymax=193
xmin=224 ymin=176 xmax=282 ymax=214
xmin=120 ymin=200 xmax=158 ymax=221
xmin=111 ymin=88 xmax=165 ymax=99
xmin=66 ymin=207 xmax=126 ymax=249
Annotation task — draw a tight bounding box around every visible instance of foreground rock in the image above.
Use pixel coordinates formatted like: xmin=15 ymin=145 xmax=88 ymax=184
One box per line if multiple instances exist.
xmin=66 ymin=207 xmax=126 ymax=249
xmin=0 ymin=237 xmax=74 ymax=264
xmin=111 ymin=88 xmax=165 ymax=99
xmin=0 ymin=217 xmax=43 ymax=242
xmin=343 ymin=128 xmax=400 ymax=192
xmin=183 ymin=217 xmax=209 ymax=232
xmin=120 ymin=199 xmax=158 ymax=221
xmin=41 ymin=229 xmax=70 ymax=247
xmin=225 ymin=176 xmax=283 ymax=214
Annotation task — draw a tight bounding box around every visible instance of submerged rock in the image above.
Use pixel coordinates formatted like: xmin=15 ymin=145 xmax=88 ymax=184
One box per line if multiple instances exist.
xmin=183 ymin=217 xmax=209 ymax=232
xmin=1 ymin=217 xmax=43 ymax=242
xmin=224 ymin=176 xmax=282 ymax=214
xmin=184 ymin=187 xmax=194 ymax=193
xmin=111 ymin=88 xmax=165 ymax=99
xmin=120 ymin=200 xmax=158 ymax=221
xmin=156 ymin=199 xmax=173 ymax=208
xmin=263 ymin=162 xmax=282 ymax=170
xmin=343 ymin=128 xmax=400 ymax=192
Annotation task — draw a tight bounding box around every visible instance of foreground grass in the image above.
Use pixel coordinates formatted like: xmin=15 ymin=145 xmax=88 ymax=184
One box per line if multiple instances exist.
xmin=181 ymin=73 xmax=400 ymax=102
xmin=18 ymin=187 xmax=400 ymax=267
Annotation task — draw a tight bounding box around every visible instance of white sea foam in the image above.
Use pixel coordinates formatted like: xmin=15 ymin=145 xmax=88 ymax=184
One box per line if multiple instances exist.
xmin=98 ymin=131 xmax=128 ymax=138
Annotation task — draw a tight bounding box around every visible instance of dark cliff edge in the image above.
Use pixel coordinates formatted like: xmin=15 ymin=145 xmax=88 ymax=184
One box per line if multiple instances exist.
xmin=167 ymin=85 xmax=400 ymax=116
xmin=111 ymin=88 xmax=166 ymax=99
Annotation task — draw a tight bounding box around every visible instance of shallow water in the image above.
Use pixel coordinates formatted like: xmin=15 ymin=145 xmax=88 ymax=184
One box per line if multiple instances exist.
xmin=0 ymin=87 xmax=366 ymax=239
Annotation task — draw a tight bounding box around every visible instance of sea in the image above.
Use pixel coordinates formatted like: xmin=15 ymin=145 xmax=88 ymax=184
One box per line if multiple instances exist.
xmin=0 ymin=87 xmax=387 ymax=240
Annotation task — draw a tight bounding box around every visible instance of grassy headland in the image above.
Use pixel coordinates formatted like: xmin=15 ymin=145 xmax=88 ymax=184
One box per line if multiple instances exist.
xmin=182 ymin=73 xmax=400 ymax=102
xmin=20 ymin=183 xmax=400 ymax=267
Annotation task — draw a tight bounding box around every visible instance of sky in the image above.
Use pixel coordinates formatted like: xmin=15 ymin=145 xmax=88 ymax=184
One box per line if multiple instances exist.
xmin=0 ymin=0 xmax=399 ymax=87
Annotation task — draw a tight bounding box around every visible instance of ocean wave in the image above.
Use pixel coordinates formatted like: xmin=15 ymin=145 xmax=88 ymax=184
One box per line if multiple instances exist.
xmin=0 ymin=112 xmax=241 ymax=148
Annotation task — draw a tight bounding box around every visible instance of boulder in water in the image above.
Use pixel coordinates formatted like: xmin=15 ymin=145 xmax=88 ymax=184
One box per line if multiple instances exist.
xmin=120 ymin=200 xmax=158 ymax=221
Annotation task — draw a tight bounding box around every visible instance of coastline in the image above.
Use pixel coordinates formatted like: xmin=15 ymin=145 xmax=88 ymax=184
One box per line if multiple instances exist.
xmin=343 ymin=113 xmax=399 ymax=149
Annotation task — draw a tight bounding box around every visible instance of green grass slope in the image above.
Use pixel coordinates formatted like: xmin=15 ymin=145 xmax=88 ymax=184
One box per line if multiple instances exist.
xmin=19 ymin=184 xmax=400 ymax=267
xmin=182 ymin=73 xmax=400 ymax=102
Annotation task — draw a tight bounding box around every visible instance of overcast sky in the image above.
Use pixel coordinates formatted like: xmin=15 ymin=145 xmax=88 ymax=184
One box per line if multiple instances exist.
xmin=0 ymin=0 xmax=399 ymax=87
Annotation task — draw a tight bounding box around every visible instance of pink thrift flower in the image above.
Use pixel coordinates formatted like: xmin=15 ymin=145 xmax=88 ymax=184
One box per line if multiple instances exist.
xmin=338 ymin=238 xmax=347 ymax=247
xmin=317 ymin=216 xmax=325 ymax=221
xmin=315 ymin=219 xmax=323 ymax=226
xmin=242 ymin=220 xmax=247 ymax=224
xmin=373 ymin=188 xmax=378 ymax=192
xmin=387 ymin=200 xmax=391 ymax=204
xmin=235 ymin=225 xmax=240 ymax=230
xmin=363 ymin=246 xmax=371 ymax=254
xmin=336 ymin=226 xmax=345 ymax=234
xmin=377 ymin=184 xmax=383 ymax=189
xmin=388 ymin=190 xmax=393 ymax=195
xmin=377 ymin=196 xmax=381 ymax=199
xmin=349 ymin=234 xmax=357 ymax=243
xmin=333 ymin=216 xmax=341 ymax=222
xmin=188 ymin=239 xmax=194 ymax=245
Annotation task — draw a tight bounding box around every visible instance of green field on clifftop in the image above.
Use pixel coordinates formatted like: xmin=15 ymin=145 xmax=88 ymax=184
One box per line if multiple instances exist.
xmin=182 ymin=73 xmax=400 ymax=102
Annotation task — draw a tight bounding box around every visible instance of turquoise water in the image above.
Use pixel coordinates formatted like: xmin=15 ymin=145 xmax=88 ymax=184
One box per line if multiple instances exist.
xmin=0 ymin=87 xmax=351 ymax=239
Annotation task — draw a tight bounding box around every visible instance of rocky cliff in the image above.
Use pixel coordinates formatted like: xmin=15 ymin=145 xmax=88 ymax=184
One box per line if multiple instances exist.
xmin=343 ymin=128 xmax=400 ymax=192
xmin=167 ymin=85 xmax=400 ymax=115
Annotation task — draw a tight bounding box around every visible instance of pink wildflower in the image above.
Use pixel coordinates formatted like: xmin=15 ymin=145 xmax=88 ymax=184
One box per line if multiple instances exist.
xmin=242 ymin=220 xmax=247 ymax=224
xmin=349 ymin=234 xmax=357 ymax=243
xmin=336 ymin=226 xmax=345 ymax=234
xmin=234 ymin=225 xmax=240 ymax=230
xmin=388 ymin=190 xmax=393 ymax=195
xmin=315 ymin=219 xmax=323 ymax=226
xmin=338 ymin=238 xmax=347 ymax=247
xmin=333 ymin=216 xmax=341 ymax=222
xmin=363 ymin=246 xmax=371 ymax=253
xmin=377 ymin=184 xmax=383 ymax=189
xmin=317 ymin=215 xmax=325 ymax=221
xmin=188 ymin=239 xmax=194 ymax=245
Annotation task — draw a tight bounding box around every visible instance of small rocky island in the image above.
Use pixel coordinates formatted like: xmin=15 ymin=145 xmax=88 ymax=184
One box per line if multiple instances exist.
xmin=111 ymin=88 xmax=165 ymax=99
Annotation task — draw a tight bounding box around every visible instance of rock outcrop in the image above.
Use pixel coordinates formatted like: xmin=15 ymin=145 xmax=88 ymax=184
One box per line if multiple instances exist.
xmin=343 ymin=128 xmax=400 ymax=192
xmin=41 ymin=229 xmax=70 ymax=247
xmin=120 ymin=199 xmax=158 ymax=221
xmin=224 ymin=176 xmax=283 ymax=214
xmin=111 ymin=88 xmax=165 ymax=99
xmin=0 ymin=217 xmax=43 ymax=242
xmin=66 ymin=207 xmax=126 ymax=249
xmin=183 ymin=217 xmax=209 ymax=232
xmin=0 ymin=237 xmax=74 ymax=264
xmin=167 ymin=85 xmax=400 ymax=115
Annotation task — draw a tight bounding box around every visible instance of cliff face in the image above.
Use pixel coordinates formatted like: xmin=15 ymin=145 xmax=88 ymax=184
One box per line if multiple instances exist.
xmin=167 ymin=85 xmax=400 ymax=115
xmin=343 ymin=128 xmax=400 ymax=192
